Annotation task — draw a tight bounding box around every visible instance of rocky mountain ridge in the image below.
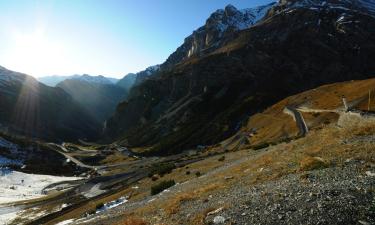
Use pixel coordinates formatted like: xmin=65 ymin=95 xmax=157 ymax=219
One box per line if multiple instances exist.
xmin=38 ymin=74 xmax=119 ymax=87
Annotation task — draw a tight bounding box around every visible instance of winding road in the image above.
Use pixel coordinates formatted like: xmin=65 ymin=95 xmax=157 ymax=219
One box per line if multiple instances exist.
xmin=284 ymin=106 xmax=309 ymax=136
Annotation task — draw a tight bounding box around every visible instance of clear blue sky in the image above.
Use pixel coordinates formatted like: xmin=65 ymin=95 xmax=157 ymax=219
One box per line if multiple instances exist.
xmin=0 ymin=0 xmax=274 ymax=78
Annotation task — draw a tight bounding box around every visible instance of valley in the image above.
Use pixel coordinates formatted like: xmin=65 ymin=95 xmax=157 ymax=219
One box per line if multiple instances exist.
xmin=1 ymin=0 xmax=375 ymax=224
xmin=1 ymin=78 xmax=375 ymax=225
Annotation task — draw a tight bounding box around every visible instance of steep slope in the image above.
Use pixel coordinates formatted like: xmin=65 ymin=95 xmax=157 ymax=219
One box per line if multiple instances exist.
xmin=163 ymin=3 xmax=276 ymax=68
xmin=57 ymin=76 xmax=127 ymax=123
xmin=125 ymin=3 xmax=276 ymax=89
xmin=104 ymin=0 xmax=375 ymax=155
xmin=0 ymin=67 xmax=101 ymax=141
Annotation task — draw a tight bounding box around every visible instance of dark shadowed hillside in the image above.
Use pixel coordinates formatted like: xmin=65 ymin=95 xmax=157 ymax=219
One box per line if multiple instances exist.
xmin=57 ymin=75 xmax=127 ymax=123
xmin=0 ymin=66 xmax=101 ymax=141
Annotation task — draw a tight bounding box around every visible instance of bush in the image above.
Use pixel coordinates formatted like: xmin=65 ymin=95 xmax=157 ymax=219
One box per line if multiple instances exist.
xmin=148 ymin=162 xmax=176 ymax=177
xmin=252 ymin=142 xmax=270 ymax=150
xmin=218 ymin=156 xmax=225 ymax=161
xmin=195 ymin=171 xmax=201 ymax=177
xmin=96 ymin=202 xmax=104 ymax=210
xmin=300 ymin=156 xmax=328 ymax=171
xmin=186 ymin=171 xmax=191 ymax=175
xmin=151 ymin=175 xmax=159 ymax=181
xmin=151 ymin=180 xmax=175 ymax=195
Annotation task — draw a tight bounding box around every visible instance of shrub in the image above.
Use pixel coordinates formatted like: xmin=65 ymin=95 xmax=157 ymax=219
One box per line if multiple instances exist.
xmin=300 ymin=156 xmax=328 ymax=171
xmin=96 ymin=202 xmax=104 ymax=210
xmin=148 ymin=162 xmax=176 ymax=177
xmin=151 ymin=175 xmax=159 ymax=181
xmin=151 ymin=180 xmax=175 ymax=195
xmin=218 ymin=156 xmax=225 ymax=161
xmin=252 ymin=142 xmax=270 ymax=150
xmin=195 ymin=171 xmax=201 ymax=177
xmin=186 ymin=171 xmax=191 ymax=175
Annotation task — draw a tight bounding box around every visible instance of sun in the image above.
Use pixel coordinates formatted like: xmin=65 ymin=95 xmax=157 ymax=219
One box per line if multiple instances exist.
xmin=5 ymin=29 xmax=66 ymax=77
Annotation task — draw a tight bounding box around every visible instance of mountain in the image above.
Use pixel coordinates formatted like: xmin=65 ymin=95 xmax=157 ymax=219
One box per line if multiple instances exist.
xmin=38 ymin=75 xmax=119 ymax=87
xmin=122 ymin=3 xmax=276 ymax=91
xmin=0 ymin=66 xmax=101 ymax=141
xmin=162 ymin=3 xmax=276 ymax=68
xmin=57 ymin=76 xmax=127 ymax=123
xmin=116 ymin=73 xmax=137 ymax=91
xmin=104 ymin=0 xmax=375 ymax=155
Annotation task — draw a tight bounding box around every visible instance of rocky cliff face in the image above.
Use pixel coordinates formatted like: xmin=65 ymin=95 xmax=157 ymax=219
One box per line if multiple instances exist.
xmin=105 ymin=0 xmax=375 ymax=155
xmin=163 ymin=3 xmax=276 ymax=68
xmin=125 ymin=3 xmax=276 ymax=89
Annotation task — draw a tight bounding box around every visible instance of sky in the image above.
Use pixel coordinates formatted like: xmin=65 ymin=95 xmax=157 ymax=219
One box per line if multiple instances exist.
xmin=0 ymin=0 xmax=274 ymax=78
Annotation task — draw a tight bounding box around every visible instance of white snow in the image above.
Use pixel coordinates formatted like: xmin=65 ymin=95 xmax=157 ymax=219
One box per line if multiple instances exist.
xmin=82 ymin=183 xmax=106 ymax=198
xmin=0 ymin=206 xmax=21 ymax=225
xmin=55 ymin=219 xmax=75 ymax=225
xmin=70 ymin=74 xmax=113 ymax=85
xmin=95 ymin=196 xmax=128 ymax=213
xmin=0 ymin=168 xmax=81 ymax=204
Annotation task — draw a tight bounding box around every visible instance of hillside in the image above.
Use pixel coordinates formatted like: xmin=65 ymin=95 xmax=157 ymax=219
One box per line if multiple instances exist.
xmin=104 ymin=0 xmax=375 ymax=155
xmin=0 ymin=66 xmax=101 ymax=141
xmin=57 ymin=77 xmax=127 ymax=123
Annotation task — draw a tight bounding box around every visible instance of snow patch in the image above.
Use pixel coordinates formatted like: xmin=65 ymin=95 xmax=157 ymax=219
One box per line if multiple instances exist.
xmin=0 ymin=168 xmax=81 ymax=204
xmin=55 ymin=219 xmax=75 ymax=225
xmin=95 ymin=196 xmax=128 ymax=213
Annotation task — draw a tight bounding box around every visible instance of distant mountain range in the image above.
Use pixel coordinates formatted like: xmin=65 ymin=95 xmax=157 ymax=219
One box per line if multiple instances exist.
xmin=38 ymin=74 xmax=119 ymax=87
xmin=104 ymin=0 xmax=375 ymax=155
xmin=0 ymin=66 xmax=101 ymax=141
xmin=57 ymin=77 xmax=127 ymax=123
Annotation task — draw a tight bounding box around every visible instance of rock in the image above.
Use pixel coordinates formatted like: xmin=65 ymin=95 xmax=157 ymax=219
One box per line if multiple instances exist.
xmin=224 ymin=176 xmax=234 ymax=180
xmin=365 ymin=171 xmax=375 ymax=177
xmin=207 ymin=207 xmax=224 ymax=216
xmin=213 ymin=216 xmax=226 ymax=224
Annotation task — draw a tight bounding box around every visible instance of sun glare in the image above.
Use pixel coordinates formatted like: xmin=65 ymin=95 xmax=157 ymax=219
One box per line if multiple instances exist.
xmin=5 ymin=29 xmax=66 ymax=77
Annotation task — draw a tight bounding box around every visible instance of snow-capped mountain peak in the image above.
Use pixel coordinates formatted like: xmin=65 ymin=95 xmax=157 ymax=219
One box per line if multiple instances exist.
xmin=276 ymin=0 xmax=375 ymax=16
xmin=163 ymin=2 xmax=276 ymax=67
xmin=73 ymin=74 xmax=113 ymax=85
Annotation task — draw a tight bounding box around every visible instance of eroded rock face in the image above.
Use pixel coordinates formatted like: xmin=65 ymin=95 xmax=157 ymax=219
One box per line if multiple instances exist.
xmin=163 ymin=3 xmax=276 ymax=68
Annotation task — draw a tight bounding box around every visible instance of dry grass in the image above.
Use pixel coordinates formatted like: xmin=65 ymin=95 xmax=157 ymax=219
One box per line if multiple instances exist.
xmin=299 ymin=156 xmax=329 ymax=171
xmin=117 ymin=216 xmax=148 ymax=225
xmin=164 ymin=193 xmax=195 ymax=215
xmin=241 ymin=78 xmax=375 ymax=146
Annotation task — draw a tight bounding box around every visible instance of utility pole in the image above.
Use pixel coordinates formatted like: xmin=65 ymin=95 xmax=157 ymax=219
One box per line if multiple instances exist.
xmin=342 ymin=97 xmax=348 ymax=112
xmin=368 ymin=90 xmax=372 ymax=111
